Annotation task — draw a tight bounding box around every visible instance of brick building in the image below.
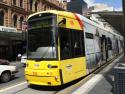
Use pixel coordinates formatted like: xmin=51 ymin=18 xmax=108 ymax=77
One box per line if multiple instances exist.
xmin=0 ymin=0 xmax=66 ymax=31
xmin=0 ymin=0 xmax=67 ymax=60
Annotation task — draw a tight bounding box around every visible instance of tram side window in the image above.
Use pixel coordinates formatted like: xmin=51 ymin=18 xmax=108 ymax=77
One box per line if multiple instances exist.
xmin=80 ymin=32 xmax=85 ymax=56
xmin=121 ymin=41 xmax=124 ymax=49
xmin=85 ymin=32 xmax=94 ymax=39
xmin=107 ymin=37 xmax=112 ymax=50
xmin=60 ymin=28 xmax=84 ymax=60
xmin=71 ymin=30 xmax=83 ymax=57
xmin=60 ymin=28 xmax=71 ymax=59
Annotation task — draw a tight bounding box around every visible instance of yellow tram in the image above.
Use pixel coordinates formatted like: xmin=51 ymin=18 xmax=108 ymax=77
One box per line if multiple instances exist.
xmin=25 ymin=10 xmax=123 ymax=86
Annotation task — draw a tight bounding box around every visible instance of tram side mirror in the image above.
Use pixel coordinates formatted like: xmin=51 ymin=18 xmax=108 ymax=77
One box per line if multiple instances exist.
xmin=58 ymin=18 xmax=66 ymax=25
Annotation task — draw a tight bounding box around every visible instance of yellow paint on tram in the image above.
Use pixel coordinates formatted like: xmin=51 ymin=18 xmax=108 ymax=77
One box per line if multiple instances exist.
xmin=25 ymin=10 xmax=87 ymax=86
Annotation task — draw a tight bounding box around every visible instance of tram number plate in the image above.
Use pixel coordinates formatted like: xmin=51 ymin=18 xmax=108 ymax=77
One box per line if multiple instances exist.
xmin=33 ymin=72 xmax=37 ymax=76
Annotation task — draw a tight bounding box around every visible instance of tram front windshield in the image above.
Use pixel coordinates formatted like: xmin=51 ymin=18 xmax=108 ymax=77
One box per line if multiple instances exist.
xmin=27 ymin=14 xmax=57 ymax=60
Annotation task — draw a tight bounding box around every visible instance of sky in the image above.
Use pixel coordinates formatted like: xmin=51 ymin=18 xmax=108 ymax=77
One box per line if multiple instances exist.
xmin=84 ymin=0 xmax=122 ymax=11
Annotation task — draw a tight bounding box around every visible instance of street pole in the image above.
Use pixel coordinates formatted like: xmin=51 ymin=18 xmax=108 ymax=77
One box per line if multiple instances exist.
xmin=123 ymin=0 xmax=125 ymax=57
xmin=22 ymin=21 xmax=27 ymax=53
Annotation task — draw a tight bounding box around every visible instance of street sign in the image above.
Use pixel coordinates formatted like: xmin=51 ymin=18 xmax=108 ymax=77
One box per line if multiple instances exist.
xmin=0 ymin=26 xmax=17 ymax=32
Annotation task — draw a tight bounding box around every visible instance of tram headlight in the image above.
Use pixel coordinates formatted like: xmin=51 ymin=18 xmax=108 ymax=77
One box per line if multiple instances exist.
xmin=55 ymin=76 xmax=59 ymax=82
xmin=47 ymin=64 xmax=58 ymax=68
xmin=48 ymin=64 xmax=52 ymax=68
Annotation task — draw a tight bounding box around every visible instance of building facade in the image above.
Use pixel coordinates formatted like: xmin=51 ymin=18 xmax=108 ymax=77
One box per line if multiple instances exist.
xmin=67 ymin=0 xmax=88 ymax=15
xmin=88 ymin=4 xmax=114 ymax=12
xmin=0 ymin=0 xmax=66 ymax=31
xmin=0 ymin=0 xmax=67 ymax=60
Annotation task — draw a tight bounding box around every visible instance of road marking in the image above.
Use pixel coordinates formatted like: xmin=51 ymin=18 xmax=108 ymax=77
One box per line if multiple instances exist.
xmin=0 ymin=81 xmax=27 ymax=93
xmin=72 ymin=74 xmax=103 ymax=94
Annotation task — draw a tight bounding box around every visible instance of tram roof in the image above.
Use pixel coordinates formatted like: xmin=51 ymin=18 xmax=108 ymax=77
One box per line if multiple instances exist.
xmin=77 ymin=14 xmax=123 ymax=38
xmin=28 ymin=10 xmax=77 ymax=20
xmin=28 ymin=10 xmax=123 ymax=38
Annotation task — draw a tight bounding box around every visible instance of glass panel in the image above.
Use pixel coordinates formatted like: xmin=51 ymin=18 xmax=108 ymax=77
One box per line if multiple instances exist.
xmin=60 ymin=28 xmax=71 ymax=59
xmin=59 ymin=28 xmax=85 ymax=60
xmin=20 ymin=0 xmax=23 ymax=7
xmin=0 ymin=11 xmax=4 ymax=25
xmin=85 ymin=32 xmax=94 ymax=39
xmin=28 ymin=16 xmax=57 ymax=60
xmin=29 ymin=17 xmax=53 ymax=30
xmin=71 ymin=30 xmax=83 ymax=57
xmin=13 ymin=0 xmax=16 ymax=5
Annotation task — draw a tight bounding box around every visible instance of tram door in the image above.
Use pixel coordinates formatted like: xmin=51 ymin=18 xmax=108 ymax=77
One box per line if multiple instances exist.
xmin=100 ymin=35 xmax=107 ymax=62
xmin=116 ymin=39 xmax=119 ymax=54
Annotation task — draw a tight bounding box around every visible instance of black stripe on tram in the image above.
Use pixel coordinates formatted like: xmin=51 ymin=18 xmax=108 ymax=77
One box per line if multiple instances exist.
xmin=59 ymin=69 xmax=63 ymax=85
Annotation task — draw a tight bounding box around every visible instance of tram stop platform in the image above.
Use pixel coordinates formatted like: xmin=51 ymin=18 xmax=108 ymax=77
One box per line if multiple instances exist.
xmin=71 ymin=55 xmax=124 ymax=94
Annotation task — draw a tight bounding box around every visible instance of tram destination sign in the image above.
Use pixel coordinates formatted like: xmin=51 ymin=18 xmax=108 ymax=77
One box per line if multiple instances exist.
xmin=29 ymin=18 xmax=52 ymax=29
xmin=0 ymin=26 xmax=17 ymax=32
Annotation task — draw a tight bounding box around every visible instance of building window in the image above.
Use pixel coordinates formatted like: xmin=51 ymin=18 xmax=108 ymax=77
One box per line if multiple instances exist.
xmin=0 ymin=11 xmax=4 ymax=26
xmin=20 ymin=16 xmax=24 ymax=29
xmin=44 ymin=5 xmax=47 ymax=11
xmin=0 ymin=0 xmax=3 ymax=2
xmin=13 ymin=0 xmax=16 ymax=5
xmin=13 ymin=15 xmax=17 ymax=27
xmin=20 ymin=0 xmax=23 ymax=7
xmin=35 ymin=2 xmax=38 ymax=12
xmin=30 ymin=0 xmax=33 ymax=10
xmin=107 ymin=37 xmax=112 ymax=50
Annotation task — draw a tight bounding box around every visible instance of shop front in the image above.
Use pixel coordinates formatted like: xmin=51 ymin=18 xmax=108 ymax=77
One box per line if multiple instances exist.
xmin=0 ymin=26 xmax=25 ymax=61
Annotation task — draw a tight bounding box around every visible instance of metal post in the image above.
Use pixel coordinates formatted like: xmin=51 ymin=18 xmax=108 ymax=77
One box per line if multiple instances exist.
xmin=123 ymin=0 xmax=125 ymax=56
xmin=22 ymin=21 xmax=27 ymax=53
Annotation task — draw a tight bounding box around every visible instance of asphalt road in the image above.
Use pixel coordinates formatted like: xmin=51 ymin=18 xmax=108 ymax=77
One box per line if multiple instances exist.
xmin=0 ymin=61 xmax=85 ymax=94
xmin=0 ymin=55 xmax=123 ymax=94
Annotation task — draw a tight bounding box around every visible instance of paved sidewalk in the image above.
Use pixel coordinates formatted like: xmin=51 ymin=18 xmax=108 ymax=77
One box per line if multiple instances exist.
xmin=87 ymin=56 xmax=124 ymax=94
xmin=72 ymin=55 xmax=124 ymax=94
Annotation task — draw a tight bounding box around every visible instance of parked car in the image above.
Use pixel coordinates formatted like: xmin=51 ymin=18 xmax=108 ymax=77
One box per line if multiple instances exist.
xmin=21 ymin=54 xmax=27 ymax=66
xmin=0 ymin=65 xmax=18 ymax=83
xmin=0 ymin=59 xmax=9 ymax=65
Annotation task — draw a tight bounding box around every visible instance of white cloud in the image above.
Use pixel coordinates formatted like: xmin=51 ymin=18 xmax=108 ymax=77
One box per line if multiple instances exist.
xmin=66 ymin=0 xmax=70 ymax=2
xmin=115 ymin=7 xmax=122 ymax=11
xmin=84 ymin=0 xmax=95 ymax=7
xmin=84 ymin=0 xmax=122 ymax=11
